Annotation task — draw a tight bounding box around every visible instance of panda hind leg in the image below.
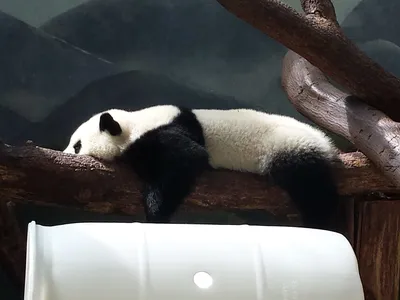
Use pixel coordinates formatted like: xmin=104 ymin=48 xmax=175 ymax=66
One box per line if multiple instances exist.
xmin=268 ymin=150 xmax=340 ymax=232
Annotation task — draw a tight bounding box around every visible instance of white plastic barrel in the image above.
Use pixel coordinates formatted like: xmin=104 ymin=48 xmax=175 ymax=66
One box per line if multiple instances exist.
xmin=24 ymin=221 xmax=365 ymax=300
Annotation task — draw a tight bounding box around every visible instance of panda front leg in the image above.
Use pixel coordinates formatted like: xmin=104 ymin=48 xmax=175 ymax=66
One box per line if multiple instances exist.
xmin=142 ymin=178 xmax=194 ymax=223
xmin=142 ymin=184 xmax=174 ymax=223
xmin=138 ymin=132 xmax=210 ymax=223
xmin=141 ymin=163 xmax=209 ymax=222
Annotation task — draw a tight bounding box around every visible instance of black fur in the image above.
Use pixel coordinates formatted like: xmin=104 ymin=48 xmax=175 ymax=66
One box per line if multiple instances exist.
xmin=118 ymin=107 xmax=209 ymax=222
xmin=73 ymin=140 xmax=82 ymax=154
xmin=268 ymin=149 xmax=339 ymax=231
xmin=99 ymin=112 xmax=122 ymax=136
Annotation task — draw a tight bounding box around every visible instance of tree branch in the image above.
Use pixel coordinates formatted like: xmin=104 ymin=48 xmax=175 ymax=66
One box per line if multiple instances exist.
xmin=0 ymin=201 xmax=26 ymax=291
xmin=300 ymin=0 xmax=337 ymax=22
xmin=0 ymin=142 xmax=397 ymax=218
xmin=282 ymin=50 xmax=400 ymax=186
xmin=215 ymin=0 xmax=400 ymax=121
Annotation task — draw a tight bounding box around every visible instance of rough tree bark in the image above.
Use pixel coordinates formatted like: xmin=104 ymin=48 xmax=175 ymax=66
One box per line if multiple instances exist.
xmin=0 ymin=201 xmax=25 ymax=291
xmin=0 ymin=142 xmax=397 ymax=215
xmin=282 ymin=51 xmax=400 ymax=186
xmin=215 ymin=0 xmax=400 ymax=121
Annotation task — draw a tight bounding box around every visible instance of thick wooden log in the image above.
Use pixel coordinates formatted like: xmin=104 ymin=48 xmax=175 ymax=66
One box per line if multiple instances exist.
xmin=281 ymin=50 xmax=400 ymax=186
xmin=356 ymin=200 xmax=400 ymax=300
xmin=0 ymin=201 xmax=26 ymax=292
xmin=0 ymin=142 xmax=397 ymax=218
xmin=215 ymin=0 xmax=400 ymax=121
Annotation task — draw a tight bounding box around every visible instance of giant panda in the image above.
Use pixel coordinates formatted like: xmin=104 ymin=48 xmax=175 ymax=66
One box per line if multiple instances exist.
xmin=64 ymin=105 xmax=339 ymax=230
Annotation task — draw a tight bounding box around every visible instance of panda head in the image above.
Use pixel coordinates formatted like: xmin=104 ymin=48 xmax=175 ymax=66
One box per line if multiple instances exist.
xmin=63 ymin=109 xmax=133 ymax=161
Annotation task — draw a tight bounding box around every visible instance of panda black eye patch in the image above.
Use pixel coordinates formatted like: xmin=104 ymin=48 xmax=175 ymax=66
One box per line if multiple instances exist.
xmin=73 ymin=140 xmax=82 ymax=154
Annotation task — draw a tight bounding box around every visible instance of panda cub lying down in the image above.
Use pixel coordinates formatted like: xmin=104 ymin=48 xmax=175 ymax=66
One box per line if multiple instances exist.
xmin=64 ymin=105 xmax=339 ymax=231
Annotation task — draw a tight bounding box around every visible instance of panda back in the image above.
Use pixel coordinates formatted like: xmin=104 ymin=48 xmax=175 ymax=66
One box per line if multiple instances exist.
xmin=193 ymin=108 xmax=336 ymax=174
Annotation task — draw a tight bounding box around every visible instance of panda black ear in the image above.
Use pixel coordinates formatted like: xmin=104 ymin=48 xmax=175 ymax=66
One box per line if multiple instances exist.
xmin=99 ymin=113 xmax=122 ymax=136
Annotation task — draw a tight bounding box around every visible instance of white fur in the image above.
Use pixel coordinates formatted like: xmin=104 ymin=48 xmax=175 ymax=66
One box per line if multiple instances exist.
xmin=193 ymin=108 xmax=336 ymax=174
xmin=63 ymin=105 xmax=180 ymax=160
xmin=64 ymin=105 xmax=336 ymax=174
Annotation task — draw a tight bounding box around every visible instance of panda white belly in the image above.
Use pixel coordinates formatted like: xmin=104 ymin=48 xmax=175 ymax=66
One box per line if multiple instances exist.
xmin=193 ymin=108 xmax=335 ymax=174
